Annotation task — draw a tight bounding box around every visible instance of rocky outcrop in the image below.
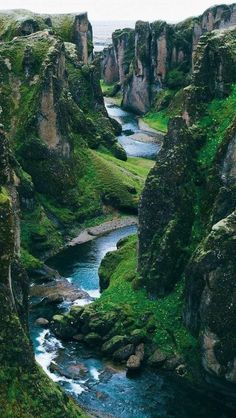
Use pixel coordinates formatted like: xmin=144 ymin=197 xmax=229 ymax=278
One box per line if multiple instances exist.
xmin=138 ymin=26 xmax=236 ymax=398
xmin=138 ymin=117 xmax=195 ymax=295
xmin=73 ymin=13 xmax=93 ymax=64
xmin=0 ymin=10 xmax=93 ymax=64
xmin=122 ymin=21 xmax=151 ymax=114
xmin=101 ymin=3 xmax=236 ymax=114
xmin=0 ymin=128 xmax=33 ymax=368
xmin=0 ymin=14 xmax=130 ymax=260
xmin=0 ymin=129 xmax=86 ymax=416
xmin=101 ymin=45 xmax=119 ymax=84
xmin=192 ymin=4 xmax=236 ymax=60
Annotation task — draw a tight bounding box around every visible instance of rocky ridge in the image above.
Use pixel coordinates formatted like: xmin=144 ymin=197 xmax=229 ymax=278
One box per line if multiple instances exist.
xmin=101 ymin=3 xmax=236 ymax=114
xmin=138 ymin=26 xmax=236 ymax=398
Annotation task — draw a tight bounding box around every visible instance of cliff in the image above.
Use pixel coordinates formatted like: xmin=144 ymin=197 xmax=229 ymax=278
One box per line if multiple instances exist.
xmin=0 ymin=10 xmax=147 ymax=266
xmin=101 ymin=3 xmax=236 ymax=114
xmin=0 ymin=129 xmax=87 ymax=417
xmin=138 ymin=26 xmax=236 ymax=398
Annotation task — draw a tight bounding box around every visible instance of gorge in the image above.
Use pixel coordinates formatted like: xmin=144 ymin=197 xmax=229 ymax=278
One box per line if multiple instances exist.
xmin=0 ymin=3 xmax=235 ymax=418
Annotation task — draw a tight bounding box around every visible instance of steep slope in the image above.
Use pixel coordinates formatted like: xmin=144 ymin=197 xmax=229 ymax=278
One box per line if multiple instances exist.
xmin=0 ymin=11 xmax=148 ymax=267
xmin=101 ymin=3 xmax=236 ymax=114
xmin=138 ymin=27 xmax=236 ymax=397
xmin=0 ymin=129 xmax=87 ymax=417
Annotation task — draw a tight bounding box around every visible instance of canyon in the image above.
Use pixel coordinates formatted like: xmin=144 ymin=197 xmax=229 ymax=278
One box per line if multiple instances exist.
xmin=0 ymin=4 xmax=235 ymax=418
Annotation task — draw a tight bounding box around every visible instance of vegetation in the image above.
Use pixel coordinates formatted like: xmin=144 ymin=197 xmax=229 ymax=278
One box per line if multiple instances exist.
xmin=0 ymin=366 xmax=88 ymax=418
xmin=97 ymin=235 xmax=197 ymax=359
xmin=142 ymin=110 xmax=170 ymax=133
xmin=142 ymin=88 xmax=184 ymax=133
xmin=197 ymin=84 xmax=236 ymax=167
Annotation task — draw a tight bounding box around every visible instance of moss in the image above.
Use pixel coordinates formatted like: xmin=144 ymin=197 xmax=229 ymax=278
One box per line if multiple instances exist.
xmin=20 ymin=248 xmax=43 ymax=270
xmin=0 ymin=186 xmax=10 ymax=203
xmin=197 ymin=84 xmax=236 ymax=167
xmin=89 ymin=235 xmax=198 ymax=378
xmin=143 ymin=88 xmax=184 ymax=133
xmin=0 ymin=366 xmax=88 ymax=418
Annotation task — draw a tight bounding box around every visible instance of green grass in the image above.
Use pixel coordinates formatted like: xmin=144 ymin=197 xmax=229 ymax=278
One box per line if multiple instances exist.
xmin=197 ymin=84 xmax=236 ymax=167
xmin=142 ymin=110 xmax=170 ymax=133
xmin=95 ymin=236 xmax=197 ymax=363
xmin=100 ymin=79 xmax=116 ymax=95
xmin=100 ymin=80 xmax=122 ymax=104
xmin=20 ymin=248 xmax=43 ymax=270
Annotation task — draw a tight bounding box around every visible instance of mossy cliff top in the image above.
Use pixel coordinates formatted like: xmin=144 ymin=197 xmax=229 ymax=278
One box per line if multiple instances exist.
xmin=0 ymin=9 xmax=93 ymax=58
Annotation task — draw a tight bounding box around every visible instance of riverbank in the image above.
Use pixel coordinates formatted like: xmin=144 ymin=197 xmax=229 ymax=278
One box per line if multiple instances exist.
xmin=68 ymin=216 xmax=138 ymax=246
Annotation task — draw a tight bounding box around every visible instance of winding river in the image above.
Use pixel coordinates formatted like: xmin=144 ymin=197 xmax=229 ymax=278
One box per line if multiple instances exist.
xmin=29 ymin=103 xmax=233 ymax=418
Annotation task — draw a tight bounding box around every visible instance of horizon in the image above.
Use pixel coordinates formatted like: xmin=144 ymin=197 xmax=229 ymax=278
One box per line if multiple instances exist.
xmin=0 ymin=1 xmax=234 ymax=23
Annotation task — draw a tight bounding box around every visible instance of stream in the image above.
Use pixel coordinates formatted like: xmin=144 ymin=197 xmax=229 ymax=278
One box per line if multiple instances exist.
xmin=105 ymin=98 xmax=162 ymax=159
xmin=29 ymin=102 xmax=234 ymax=418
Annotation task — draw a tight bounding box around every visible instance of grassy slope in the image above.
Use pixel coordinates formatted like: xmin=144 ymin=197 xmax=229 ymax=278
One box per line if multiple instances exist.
xmin=142 ymin=89 xmax=185 ymax=133
xmin=190 ymin=83 xmax=236 ymax=247
xmin=100 ymin=80 xmax=122 ymax=105
xmin=197 ymin=84 xmax=236 ymax=167
xmin=95 ymin=235 xmax=199 ymax=379
xmin=142 ymin=110 xmax=170 ymax=133
xmin=21 ymin=149 xmax=153 ymax=262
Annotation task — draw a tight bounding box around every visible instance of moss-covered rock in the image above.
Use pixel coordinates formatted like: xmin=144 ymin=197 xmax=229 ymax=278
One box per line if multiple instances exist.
xmin=0 ymin=129 xmax=87 ymax=417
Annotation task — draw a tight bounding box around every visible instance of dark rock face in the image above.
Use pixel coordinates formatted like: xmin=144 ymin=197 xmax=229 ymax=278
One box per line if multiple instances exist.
xmin=73 ymin=13 xmax=93 ymax=64
xmin=101 ymin=3 xmax=236 ymax=114
xmin=0 ymin=129 xmax=34 ymax=368
xmin=122 ymin=21 xmax=151 ymax=114
xmin=101 ymin=45 xmax=119 ymax=84
xmin=138 ymin=117 xmax=195 ymax=295
xmin=138 ymin=25 xmax=236 ymax=396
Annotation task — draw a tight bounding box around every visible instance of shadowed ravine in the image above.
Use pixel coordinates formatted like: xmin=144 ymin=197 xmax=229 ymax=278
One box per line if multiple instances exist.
xmin=29 ymin=102 xmax=233 ymax=418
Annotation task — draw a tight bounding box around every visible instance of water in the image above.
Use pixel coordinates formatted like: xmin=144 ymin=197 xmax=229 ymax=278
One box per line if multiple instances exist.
xmin=29 ymin=224 xmax=234 ymax=418
xmin=29 ymin=94 xmax=233 ymax=416
xmin=105 ymin=99 xmax=161 ymax=159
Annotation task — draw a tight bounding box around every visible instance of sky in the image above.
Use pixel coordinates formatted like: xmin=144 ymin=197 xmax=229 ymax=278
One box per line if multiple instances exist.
xmin=0 ymin=0 xmax=234 ymax=22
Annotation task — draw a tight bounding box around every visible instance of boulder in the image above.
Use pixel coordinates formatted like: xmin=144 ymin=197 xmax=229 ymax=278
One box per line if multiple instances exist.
xmin=126 ymin=343 xmax=145 ymax=371
xmin=35 ymin=317 xmax=49 ymax=326
xmin=84 ymin=332 xmax=103 ymax=347
xmin=50 ymin=314 xmax=78 ymax=340
xmin=72 ymin=334 xmax=84 ymax=342
xmin=135 ymin=343 xmax=145 ymax=361
xmin=113 ymin=344 xmax=135 ymax=362
xmin=130 ymin=329 xmax=147 ymax=344
xmin=147 ymin=349 xmax=167 ymax=367
xmin=126 ymin=355 xmax=141 ymax=371
xmin=102 ymin=335 xmax=128 ymax=355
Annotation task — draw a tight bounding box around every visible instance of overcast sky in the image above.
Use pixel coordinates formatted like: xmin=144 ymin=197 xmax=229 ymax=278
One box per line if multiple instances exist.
xmin=0 ymin=1 xmax=234 ymax=22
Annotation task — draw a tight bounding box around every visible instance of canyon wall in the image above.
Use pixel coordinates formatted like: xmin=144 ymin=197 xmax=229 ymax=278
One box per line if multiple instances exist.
xmin=138 ymin=27 xmax=236 ymax=397
xmin=101 ymin=3 xmax=236 ymax=114
xmin=0 ymin=10 xmax=133 ymax=263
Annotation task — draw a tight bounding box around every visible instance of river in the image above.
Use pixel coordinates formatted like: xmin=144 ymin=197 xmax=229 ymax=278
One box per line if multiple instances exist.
xmin=29 ymin=102 xmax=234 ymax=418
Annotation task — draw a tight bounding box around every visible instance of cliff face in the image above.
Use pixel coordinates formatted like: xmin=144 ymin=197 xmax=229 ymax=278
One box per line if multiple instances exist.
xmin=0 ymin=128 xmax=33 ymax=369
xmin=0 ymin=129 xmax=86 ymax=417
xmin=0 ymin=11 xmax=137 ymax=262
xmin=101 ymin=3 xmax=236 ymax=114
xmin=138 ymin=27 xmax=236 ymax=396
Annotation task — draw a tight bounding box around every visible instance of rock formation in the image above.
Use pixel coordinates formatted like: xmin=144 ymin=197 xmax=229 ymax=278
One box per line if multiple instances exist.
xmin=0 ymin=128 xmax=86 ymax=417
xmin=138 ymin=26 xmax=236 ymax=397
xmin=101 ymin=3 xmax=236 ymax=114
